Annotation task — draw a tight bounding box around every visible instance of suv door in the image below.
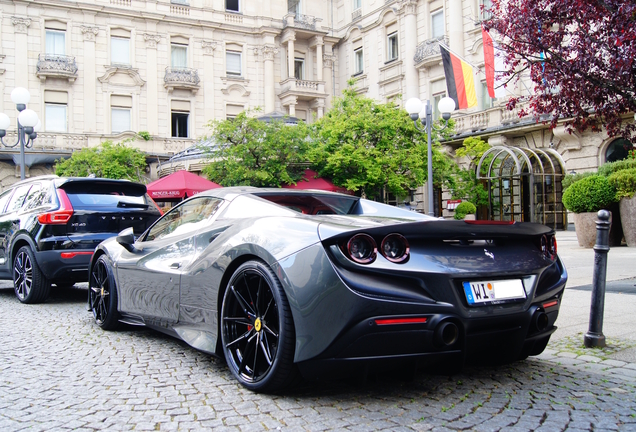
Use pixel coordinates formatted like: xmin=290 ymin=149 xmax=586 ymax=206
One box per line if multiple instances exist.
xmin=0 ymin=184 xmax=32 ymax=276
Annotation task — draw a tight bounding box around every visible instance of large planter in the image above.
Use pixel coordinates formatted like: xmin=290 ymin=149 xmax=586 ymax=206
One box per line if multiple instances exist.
xmin=572 ymin=211 xmax=621 ymax=248
xmin=619 ymin=195 xmax=636 ymax=247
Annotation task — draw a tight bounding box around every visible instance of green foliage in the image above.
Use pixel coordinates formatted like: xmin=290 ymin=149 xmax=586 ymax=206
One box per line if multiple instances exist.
xmin=138 ymin=131 xmax=151 ymax=141
xmin=201 ymin=109 xmax=313 ymax=187
xmin=54 ymin=140 xmax=147 ymax=181
xmin=608 ymin=168 xmax=636 ymax=199
xmin=562 ymin=171 xmax=594 ymax=191
xmin=310 ymin=81 xmax=456 ymax=200
xmin=455 ymin=136 xmax=491 ymax=176
xmin=562 ymin=175 xmax=618 ymax=213
xmin=447 ymin=167 xmax=489 ymax=207
xmin=454 ymin=201 xmax=477 ymax=220
xmin=597 ymin=159 xmax=636 ymax=177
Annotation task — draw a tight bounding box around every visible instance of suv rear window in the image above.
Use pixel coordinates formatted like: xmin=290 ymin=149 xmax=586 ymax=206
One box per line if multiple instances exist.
xmin=66 ymin=193 xmax=146 ymax=208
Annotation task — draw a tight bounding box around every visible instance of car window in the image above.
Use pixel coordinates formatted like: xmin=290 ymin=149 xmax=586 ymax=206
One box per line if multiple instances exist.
xmin=144 ymin=197 xmax=223 ymax=242
xmin=22 ymin=183 xmax=54 ymax=211
xmin=0 ymin=189 xmax=13 ymax=214
xmin=5 ymin=185 xmax=32 ymax=213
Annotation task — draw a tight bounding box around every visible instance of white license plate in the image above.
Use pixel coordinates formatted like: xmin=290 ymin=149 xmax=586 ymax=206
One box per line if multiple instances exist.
xmin=462 ymin=279 xmax=526 ymax=305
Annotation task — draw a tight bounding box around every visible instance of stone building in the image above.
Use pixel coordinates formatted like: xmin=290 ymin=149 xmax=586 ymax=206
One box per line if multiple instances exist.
xmin=0 ymin=0 xmax=631 ymax=226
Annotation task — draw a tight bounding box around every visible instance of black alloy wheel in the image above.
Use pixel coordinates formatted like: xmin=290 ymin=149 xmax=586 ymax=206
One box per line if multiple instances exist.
xmin=221 ymin=261 xmax=297 ymax=393
xmin=89 ymin=255 xmax=120 ymax=330
xmin=13 ymin=246 xmax=51 ymax=304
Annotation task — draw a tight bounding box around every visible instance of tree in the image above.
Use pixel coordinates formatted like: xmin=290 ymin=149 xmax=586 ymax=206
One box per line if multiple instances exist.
xmin=55 ymin=140 xmax=147 ymax=180
xmin=201 ymin=110 xmax=314 ymax=187
xmin=310 ymin=82 xmax=456 ymax=201
xmin=486 ymin=0 xmax=636 ymax=140
xmin=448 ymin=137 xmax=490 ymax=207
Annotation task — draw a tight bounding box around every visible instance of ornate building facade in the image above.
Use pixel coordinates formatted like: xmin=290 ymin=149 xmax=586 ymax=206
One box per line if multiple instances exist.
xmin=0 ymin=0 xmax=630 ymax=224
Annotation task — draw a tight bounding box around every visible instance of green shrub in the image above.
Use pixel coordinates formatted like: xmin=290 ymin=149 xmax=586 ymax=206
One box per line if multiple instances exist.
xmin=562 ymin=175 xmax=618 ymax=213
xmin=597 ymin=159 xmax=636 ymax=177
xmin=562 ymin=171 xmax=594 ymax=191
xmin=454 ymin=201 xmax=477 ymax=220
xmin=608 ymin=168 xmax=636 ymax=198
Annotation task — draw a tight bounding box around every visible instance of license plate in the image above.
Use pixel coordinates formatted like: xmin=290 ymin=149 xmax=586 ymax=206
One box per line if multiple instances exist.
xmin=462 ymin=279 xmax=526 ymax=305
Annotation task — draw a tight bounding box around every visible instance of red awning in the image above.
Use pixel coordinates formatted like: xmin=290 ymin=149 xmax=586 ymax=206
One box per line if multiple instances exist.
xmin=146 ymin=170 xmax=221 ymax=200
xmin=283 ymin=169 xmax=352 ymax=195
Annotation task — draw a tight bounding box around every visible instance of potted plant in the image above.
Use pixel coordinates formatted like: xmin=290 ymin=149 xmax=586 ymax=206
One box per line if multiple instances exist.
xmin=608 ymin=168 xmax=636 ymax=247
xmin=454 ymin=201 xmax=477 ymax=220
xmin=562 ymin=175 xmax=619 ymax=247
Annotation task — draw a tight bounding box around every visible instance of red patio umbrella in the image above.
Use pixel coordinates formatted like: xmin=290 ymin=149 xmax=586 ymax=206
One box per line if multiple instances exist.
xmin=146 ymin=170 xmax=221 ymax=200
xmin=282 ymin=169 xmax=353 ymax=195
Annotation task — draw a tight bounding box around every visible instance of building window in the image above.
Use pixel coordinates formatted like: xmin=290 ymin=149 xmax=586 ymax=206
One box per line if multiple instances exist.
xmin=605 ymin=138 xmax=634 ymax=163
xmin=111 ymin=108 xmax=131 ymax=133
xmin=354 ymin=47 xmax=364 ymax=74
xmin=45 ymin=104 xmax=67 ymax=132
xmin=111 ymin=36 xmax=130 ymax=65
xmin=171 ymin=44 xmax=188 ymax=68
xmin=288 ymin=0 xmax=300 ymax=14
xmin=294 ymin=58 xmax=304 ymax=79
xmin=432 ymin=92 xmax=447 ymax=122
xmin=431 ymin=10 xmax=444 ymax=39
xmin=45 ymin=30 xmax=65 ymax=55
xmin=387 ymin=32 xmax=398 ymax=61
xmin=479 ymin=0 xmax=493 ymax=21
xmin=171 ymin=112 xmax=189 ymax=138
xmin=353 ymin=0 xmax=361 ymax=10
xmin=480 ymin=81 xmax=495 ymax=110
xmin=226 ymin=104 xmax=244 ymax=120
xmin=226 ymin=51 xmax=242 ymax=77
xmin=226 ymin=0 xmax=239 ymax=12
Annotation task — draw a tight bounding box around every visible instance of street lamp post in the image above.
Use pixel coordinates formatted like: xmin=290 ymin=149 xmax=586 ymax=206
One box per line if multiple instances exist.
xmin=405 ymin=96 xmax=456 ymax=216
xmin=0 ymin=87 xmax=41 ymax=180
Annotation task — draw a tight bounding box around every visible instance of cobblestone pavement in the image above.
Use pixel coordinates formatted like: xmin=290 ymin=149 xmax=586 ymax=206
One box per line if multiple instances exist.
xmin=1 ymin=285 xmax=636 ymax=432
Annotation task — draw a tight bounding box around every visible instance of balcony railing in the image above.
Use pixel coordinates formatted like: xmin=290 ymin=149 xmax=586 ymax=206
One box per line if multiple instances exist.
xmin=414 ymin=36 xmax=448 ymax=64
xmin=283 ymin=13 xmax=318 ymax=31
xmin=36 ymin=54 xmax=78 ymax=82
xmin=352 ymin=9 xmax=362 ymax=21
xmin=164 ymin=67 xmax=200 ymax=93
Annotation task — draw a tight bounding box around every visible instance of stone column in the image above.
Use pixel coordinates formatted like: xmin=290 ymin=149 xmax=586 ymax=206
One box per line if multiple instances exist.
xmin=81 ymin=25 xmax=100 ymax=133
xmin=282 ymin=30 xmax=296 ymax=79
xmin=262 ymin=46 xmax=277 ymax=113
xmin=400 ymin=0 xmax=419 ymax=100
xmin=11 ymin=18 xmax=31 ymax=89
xmin=448 ymin=0 xmax=464 ymax=54
xmin=310 ymin=36 xmax=324 ymax=81
xmin=202 ymin=39 xmax=217 ymax=124
xmin=143 ymin=33 xmax=161 ymax=135
xmin=322 ymin=54 xmax=336 ymax=109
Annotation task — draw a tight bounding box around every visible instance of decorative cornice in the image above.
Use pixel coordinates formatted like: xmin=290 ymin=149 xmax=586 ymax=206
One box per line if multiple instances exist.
xmin=81 ymin=26 xmax=99 ymax=42
xmin=98 ymin=66 xmax=146 ymax=87
xmin=201 ymin=40 xmax=218 ymax=55
xmin=281 ymin=28 xmax=296 ymax=44
xmin=309 ymin=36 xmax=324 ymax=48
xmin=11 ymin=17 xmax=31 ymax=34
xmin=143 ymin=33 xmax=161 ymax=49
xmin=396 ymin=0 xmax=417 ymax=16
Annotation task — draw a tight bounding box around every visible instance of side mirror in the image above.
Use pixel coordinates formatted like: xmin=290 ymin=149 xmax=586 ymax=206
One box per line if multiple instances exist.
xmin=116 ymin=227 xmax=136 ymax=252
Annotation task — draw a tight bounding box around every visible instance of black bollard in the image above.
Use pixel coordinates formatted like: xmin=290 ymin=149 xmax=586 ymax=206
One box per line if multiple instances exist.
xmin=584 ymin=210 xmax=611 ymax=348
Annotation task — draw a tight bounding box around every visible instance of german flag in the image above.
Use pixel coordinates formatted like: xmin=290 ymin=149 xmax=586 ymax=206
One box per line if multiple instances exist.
xmin=440 ymin=44 xmax=477 ymax=110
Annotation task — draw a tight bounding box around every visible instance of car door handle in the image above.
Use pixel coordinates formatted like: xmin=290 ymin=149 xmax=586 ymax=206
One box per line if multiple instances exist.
xmin=170 ymin=262 xmax=181 ymax=269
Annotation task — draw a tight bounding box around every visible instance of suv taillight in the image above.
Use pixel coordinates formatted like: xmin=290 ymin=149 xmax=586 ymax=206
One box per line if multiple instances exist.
xmin=38 ymin=189 xmax=74 ymax=225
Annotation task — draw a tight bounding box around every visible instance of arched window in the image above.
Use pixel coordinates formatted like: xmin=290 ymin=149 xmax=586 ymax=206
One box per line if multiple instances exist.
xmin=605 ymin=138 xmax=634 ymax=162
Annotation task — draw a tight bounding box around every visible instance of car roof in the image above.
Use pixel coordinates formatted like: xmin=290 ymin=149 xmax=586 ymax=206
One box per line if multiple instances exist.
xmin=198 ymin=186 xmax=359 ymax=202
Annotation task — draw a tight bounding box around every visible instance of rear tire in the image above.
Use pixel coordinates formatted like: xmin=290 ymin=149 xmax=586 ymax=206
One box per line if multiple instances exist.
xmin=220 ymin=260 xmax=298 ymax=393
xmin=89 ymin=255 xmax=120 ymax=330
xmin=13 ymin=246 xmax=51 ymax=304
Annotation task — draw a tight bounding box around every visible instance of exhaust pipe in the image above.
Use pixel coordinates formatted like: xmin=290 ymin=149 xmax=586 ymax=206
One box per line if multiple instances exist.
xmin=434 ymin=321 xmax=459 ymax=347
xmin=532 ymin=309 xmax=549 ymax=332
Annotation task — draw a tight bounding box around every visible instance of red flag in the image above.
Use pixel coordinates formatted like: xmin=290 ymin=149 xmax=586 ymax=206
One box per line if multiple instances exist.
xmin=482 ymin=26 xmax=496 ymax=98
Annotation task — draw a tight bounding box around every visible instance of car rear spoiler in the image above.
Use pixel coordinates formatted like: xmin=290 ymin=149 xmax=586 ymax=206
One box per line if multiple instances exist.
xmin=58 ymin=178 xmax=147 ymax=197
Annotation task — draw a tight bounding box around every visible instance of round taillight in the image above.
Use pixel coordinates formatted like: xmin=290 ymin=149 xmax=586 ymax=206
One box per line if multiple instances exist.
xmin=347 ymin=234 xmax=377 ymax=264
xmin=541 ymin=235 xmax=548 ymax=256
xmin=380 ymin=233 xmax=410 ymax=263
xmin=550 ymin=235 xmax=557 ymax=258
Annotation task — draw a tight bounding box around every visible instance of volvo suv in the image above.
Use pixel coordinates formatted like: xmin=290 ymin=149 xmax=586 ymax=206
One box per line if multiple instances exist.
xmin=0 ymin=175 xmax=162 ymax=303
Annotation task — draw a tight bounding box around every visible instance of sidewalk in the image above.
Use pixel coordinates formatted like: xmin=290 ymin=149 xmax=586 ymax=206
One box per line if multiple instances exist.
xmin=548 ymin=230 xmax=636 ymax=363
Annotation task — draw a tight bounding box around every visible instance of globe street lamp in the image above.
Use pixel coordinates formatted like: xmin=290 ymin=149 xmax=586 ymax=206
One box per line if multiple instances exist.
xmin=0 ymin=87 xmax=40 ymax=180
xmin=405 ymin=97 xmax=456 ymax=216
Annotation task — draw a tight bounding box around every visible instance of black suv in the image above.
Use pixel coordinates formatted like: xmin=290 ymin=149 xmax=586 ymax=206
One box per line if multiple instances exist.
xmin=0 ymin=175 xmax=162 ymax=303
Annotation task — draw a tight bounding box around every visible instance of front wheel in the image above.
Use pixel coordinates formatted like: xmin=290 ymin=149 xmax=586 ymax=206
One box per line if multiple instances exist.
xmin=220 ymin=261 xmax=298 ymax=393
xmin=13 ymin=246 xmax=51 ymax=304
xmin=89 ymin=255 xmax=120 ymax=330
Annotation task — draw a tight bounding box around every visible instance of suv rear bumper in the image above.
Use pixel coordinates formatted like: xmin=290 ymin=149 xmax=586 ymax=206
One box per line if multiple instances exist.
xmin=35 ymin=250 xmax=94 ymax=283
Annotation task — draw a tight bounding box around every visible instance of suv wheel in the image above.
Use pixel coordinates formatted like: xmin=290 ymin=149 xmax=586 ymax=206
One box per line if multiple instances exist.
xmin=13 ymin=246 xmax=51 ymax=304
